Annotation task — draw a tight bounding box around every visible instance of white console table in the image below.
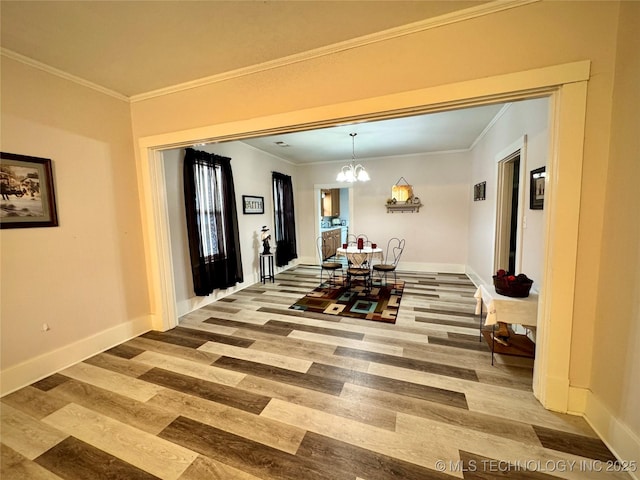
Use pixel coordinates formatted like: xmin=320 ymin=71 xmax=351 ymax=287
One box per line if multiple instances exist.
xmin=474 ymin=284 xmax=538 ymax=364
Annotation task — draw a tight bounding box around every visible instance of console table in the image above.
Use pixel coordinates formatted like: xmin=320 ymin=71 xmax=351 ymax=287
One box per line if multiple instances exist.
xmin=474 ymin=284 xmax=538 ymax=365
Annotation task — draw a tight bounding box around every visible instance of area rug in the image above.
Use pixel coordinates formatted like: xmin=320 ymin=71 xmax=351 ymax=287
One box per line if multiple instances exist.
xmin=289 ymin=281 xmax=404 ymax=323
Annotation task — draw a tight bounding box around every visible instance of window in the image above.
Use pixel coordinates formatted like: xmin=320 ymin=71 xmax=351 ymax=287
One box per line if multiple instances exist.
xmin=193 ymin=162 xmax=224 ymax=258
xmin=184 ymin=148 xmax=243 ymax=296
xmin=272 ymin=172 xmax=297 ymax=267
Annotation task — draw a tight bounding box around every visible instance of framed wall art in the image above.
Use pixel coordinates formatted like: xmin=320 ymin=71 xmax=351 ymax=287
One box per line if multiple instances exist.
xmin=530 ymin=167 xmax=546 ymax=210
xmin=242 ymin=195 xmax=264 ymax=214
xmin=1 ymin=152 xmax=59 ymax=229
xmin=474 ymin=181 xmax=486 ymax=201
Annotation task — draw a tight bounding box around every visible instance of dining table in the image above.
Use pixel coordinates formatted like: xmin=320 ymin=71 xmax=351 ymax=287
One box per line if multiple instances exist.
xmin=336 ymin=245 xmax=384 ymax=267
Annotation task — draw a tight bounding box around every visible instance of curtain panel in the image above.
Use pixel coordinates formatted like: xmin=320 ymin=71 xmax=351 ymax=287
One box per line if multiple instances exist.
xmin=183 ymin=148 xmax=243 ymax=296
xmin=272 ymin=172 xmax=298 ymax=267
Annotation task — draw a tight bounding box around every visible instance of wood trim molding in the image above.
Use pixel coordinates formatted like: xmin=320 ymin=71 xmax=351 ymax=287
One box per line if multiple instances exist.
xmin=1 ymin=48 xmax=130 ymax=102
xmin=129 ymin=0 xmax=540 ymax=102
xmin=136 ymin=62 xmax=590 ymax=418
xmin=0 ymin=316 xmax=152 ymax=396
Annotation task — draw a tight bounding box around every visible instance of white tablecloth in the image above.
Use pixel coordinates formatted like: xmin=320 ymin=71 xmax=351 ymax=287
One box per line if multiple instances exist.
xmin=474 ymin=284 xmax=539 ymax=327
xmin=336 ymin=246 xmax=383 ymax=267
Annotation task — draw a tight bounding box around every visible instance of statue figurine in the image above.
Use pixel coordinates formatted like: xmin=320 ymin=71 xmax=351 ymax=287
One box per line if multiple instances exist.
xmin=260 ymin=226 xmax=271 ymax=254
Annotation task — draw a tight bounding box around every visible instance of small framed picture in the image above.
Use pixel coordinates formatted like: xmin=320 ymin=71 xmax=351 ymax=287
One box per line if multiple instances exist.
xmin=473 ymin=181 xmax=486 ymax=201
xmin=1 ymin=152 xmax=59 ymax=229
xmin=530 ymin=167 xmax=546 ymax=210
xmin=242 ymin=195 xmax=264 ymax=214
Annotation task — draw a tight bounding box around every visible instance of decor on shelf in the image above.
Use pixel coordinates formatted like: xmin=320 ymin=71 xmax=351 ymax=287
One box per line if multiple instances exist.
xmin=242 ymin=195 xmax=264 ymax=214
xmin=386 ymin=177 xmax=422 ymax=213
xmin=474 ymin=181 xmax=486 ymax=201
xmin=336 ymin=133 xmax=370 ymax=182
xmin=0 ymin=152 xmax=59 ymax=229
xmin=492 ymin=269 xmax=533 ymax=297
xmin=260 ymin=225 xmax=271 ymax=254
xmin=530 ymin=167 xmax=546 ymax=210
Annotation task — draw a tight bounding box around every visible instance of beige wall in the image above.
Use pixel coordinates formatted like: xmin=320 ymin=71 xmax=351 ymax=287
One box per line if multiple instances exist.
xmin=162 ymin=143 xmax=296 ymax=316
xmin=297 ymin=150 xmax=472 ymax=271
xmin=590 ymin=0 xmax=640 ymax=450
xmin=2 ymin=0 xmax=637 ymax=460
xmin=129 ymin=0 xmax=636 ymax=457
xmin=1 ymin=58 xmax=149 ymax=374
xmin=130 ymin=0 xmax=619 ymax=389
xmin=467 ymin=98 xmax=549 ymax=289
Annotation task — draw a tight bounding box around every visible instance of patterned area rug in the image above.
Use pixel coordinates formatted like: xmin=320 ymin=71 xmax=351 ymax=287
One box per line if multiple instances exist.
xmin=289 ymin=281 xmax=404 ymax=323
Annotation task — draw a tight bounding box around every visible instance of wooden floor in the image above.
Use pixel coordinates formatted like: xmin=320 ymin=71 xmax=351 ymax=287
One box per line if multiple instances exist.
xmin=1 ymin=266 xmax=630 ymax=480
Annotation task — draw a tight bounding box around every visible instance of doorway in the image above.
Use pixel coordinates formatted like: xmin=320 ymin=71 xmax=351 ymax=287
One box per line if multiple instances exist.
xmin=495 ymin=150 xmax=525 ymax=275
xmin=138 ymin=62 xmax=590 ymax=412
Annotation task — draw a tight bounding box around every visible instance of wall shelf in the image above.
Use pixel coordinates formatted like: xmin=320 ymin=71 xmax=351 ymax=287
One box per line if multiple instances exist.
xmin=386 ymin=202 xmax=422 ymax=213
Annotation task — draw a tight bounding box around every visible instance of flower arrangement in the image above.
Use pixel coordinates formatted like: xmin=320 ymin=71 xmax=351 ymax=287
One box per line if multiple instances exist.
xmin=492 ymin=269 xmax=533 ymax=297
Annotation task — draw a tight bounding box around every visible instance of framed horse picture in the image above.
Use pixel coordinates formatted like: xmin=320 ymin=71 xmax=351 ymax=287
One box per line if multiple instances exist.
xmin=1 ymin=152 xmax=59 ymax=229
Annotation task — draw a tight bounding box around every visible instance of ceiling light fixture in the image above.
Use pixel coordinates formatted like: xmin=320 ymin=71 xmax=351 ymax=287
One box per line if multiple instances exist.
xmin=336 ymin=133 xmax=370 ymax=182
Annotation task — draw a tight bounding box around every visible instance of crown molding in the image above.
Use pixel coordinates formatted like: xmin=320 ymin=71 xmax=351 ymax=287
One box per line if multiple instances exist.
xmin=130 ymin=0 xmax=539 ymax=102
xmin=2 ymin=0 xmax=539 ymax=103
xmin=469 ymin=103 xmax=513 ymax=150
xmin=1 ymin=48 xmax=130 ymax=102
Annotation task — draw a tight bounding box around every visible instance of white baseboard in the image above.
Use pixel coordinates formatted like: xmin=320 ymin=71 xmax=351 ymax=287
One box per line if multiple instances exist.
xmin=0 ymin=315 xmax=153 ymax=397
xmin=177 ymin=261 xmax=301 ymax=317
xmin=584 ymin=391 xmax=640 ymax=478
xmin=399 ymin=262 xmax=466 ymax=274
xmin=465 ymin=265 xmax=481 ymax=287
xmin=567 ymin=385 xmax=588 ymax=415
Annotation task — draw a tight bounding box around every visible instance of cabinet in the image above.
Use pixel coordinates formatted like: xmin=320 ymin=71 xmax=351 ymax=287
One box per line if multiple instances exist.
xmin=321 ymin=189 xmax=340 ymax=217
xmin=321 ymin=228 xmax=341 ymax=260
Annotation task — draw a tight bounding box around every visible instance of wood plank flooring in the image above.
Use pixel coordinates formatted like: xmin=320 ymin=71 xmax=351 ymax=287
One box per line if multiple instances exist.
xmin=1 ymin=266 xmax=630 ymax=479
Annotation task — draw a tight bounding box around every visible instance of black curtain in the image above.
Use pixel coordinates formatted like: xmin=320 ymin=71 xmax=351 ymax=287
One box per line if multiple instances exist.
xmin=272 ymin=172 xmax=298 ymax=267
xmin=183 ymin=148 xmax=243 ymax=296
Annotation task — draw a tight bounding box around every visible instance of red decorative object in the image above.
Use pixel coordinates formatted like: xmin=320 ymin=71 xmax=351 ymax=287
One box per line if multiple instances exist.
xmin=493 ymin=271 xmax=533 ymax=297
xmin=357 ymin=238 xmax=364 ymax=250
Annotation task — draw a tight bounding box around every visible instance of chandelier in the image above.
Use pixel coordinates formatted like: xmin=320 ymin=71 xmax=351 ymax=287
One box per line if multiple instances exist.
xmin=336 ymin=133 xmax=370 ymax=182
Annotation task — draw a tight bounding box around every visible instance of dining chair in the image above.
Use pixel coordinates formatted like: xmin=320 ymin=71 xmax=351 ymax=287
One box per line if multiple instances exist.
xmin=346 ymin=257 xmax=372 ymax=292
xmin=316 ymin=235 xmax=343 ymax=286
xmin=372 ymin=237 xmax=405 ymax=286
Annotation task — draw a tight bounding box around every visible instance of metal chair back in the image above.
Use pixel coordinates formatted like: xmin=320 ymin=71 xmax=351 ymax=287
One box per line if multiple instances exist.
xmin=385 ymin=237 xmax=405 ymax=267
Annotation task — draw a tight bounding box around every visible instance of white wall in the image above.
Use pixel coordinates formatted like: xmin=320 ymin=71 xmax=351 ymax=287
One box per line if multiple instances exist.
xmin=1 ymin=57 xmax=150 ymax=394
xmin=163 ymin=143 xmax=296 ymax=316
xmin=164 ymin=98 xmax=547 ymax=313
xmin=466 ymin=98 xmax=549 ymax=288
xmin=297 ymin=150 xmax=472 ymax=272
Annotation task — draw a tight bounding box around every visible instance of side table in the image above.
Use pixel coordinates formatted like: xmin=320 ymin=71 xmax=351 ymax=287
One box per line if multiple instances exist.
xmin=259 ymin=253 xmax=275 ymax=283
xmin=474 ymin=284 xmax=538 ymax=365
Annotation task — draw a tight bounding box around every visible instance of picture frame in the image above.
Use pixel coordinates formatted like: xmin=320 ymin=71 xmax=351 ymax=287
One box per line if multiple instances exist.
xmin=1 ymin=152 xmax=59 ymax=229
xmin=474 ymin=181 xmax=486 ymax=201
xmin=242 ymin=195 xmax=264 ymax=214
xmin=530 ymin=167 xmax=546 ymax=210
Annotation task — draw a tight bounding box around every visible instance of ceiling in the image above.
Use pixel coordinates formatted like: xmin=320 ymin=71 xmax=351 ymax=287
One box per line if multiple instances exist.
xmin=242 ymin=103 xmax=506 ymax=165
xmin=1 ymin=0 xmax=505 ymax=164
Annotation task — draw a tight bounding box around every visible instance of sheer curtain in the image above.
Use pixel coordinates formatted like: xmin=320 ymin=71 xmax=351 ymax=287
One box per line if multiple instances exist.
xmin=183 ymin=148 xmax=243 ymax=296
xmin=272 ymin=172 xmax=297 ymax=267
